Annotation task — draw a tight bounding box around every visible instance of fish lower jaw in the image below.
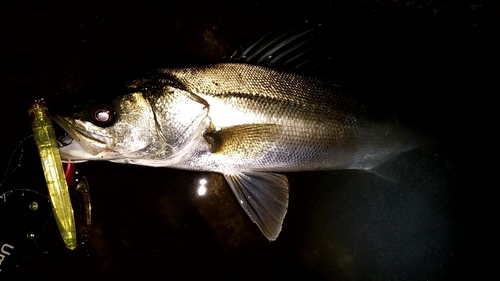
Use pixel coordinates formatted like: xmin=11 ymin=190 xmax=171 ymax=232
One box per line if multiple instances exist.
xmin=58 ymin=140 xmax=119 ymax=162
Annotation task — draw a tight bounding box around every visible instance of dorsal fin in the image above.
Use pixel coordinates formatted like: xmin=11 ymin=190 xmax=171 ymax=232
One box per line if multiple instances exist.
xmin=224 ymin=22 xmax=325 ymax=73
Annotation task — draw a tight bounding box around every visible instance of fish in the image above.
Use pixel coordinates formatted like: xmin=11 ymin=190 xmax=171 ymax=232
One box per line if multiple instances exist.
xmin=51 ymin=26 xmax=420 ymax=241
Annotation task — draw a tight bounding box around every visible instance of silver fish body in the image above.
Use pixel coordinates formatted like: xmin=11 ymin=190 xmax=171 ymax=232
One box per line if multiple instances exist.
xmin=53 ymin=62 xmax=419 ymax=240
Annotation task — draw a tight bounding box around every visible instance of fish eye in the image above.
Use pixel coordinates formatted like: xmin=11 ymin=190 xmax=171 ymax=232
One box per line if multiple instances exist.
xmin=88 ymin=103 xmax=116 ymax=127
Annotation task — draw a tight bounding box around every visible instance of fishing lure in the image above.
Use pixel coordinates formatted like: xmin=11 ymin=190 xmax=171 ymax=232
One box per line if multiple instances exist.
xmin=29 ymin=101 xmax=77 ymax=250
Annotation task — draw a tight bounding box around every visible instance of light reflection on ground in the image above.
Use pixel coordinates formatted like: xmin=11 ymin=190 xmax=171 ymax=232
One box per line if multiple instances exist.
xmin=197 ymin=178 xmax=208 ymax=196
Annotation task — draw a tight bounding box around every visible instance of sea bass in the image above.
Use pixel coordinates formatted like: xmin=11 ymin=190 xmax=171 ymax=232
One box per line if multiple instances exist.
xmin=52 ymin=29 xmax=419 ymax=241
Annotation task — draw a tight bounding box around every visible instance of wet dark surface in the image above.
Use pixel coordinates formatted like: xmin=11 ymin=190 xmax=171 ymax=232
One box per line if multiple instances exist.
xmin=0 ymin=1 xmax=497 ymax=280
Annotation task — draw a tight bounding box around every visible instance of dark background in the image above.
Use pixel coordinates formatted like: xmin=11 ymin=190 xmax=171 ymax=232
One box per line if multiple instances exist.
xmin=1 ymin=1 xmax=497 ymax=280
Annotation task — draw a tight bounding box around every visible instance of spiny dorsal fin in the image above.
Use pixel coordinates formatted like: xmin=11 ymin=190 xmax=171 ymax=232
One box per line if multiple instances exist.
xmin=224 ymin=22 xmax=325 ymax=73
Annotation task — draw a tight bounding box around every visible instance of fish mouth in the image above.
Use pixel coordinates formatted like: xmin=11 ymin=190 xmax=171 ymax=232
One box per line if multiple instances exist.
xmin=52 ymin=116 xmax=120 ymax=162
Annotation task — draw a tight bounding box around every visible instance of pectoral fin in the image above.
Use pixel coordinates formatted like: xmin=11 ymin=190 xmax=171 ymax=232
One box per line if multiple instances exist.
xmin=204 ymin=124 xmax=283 ymax=157
xmin=223 ymin=171 xmax=289 ymax=241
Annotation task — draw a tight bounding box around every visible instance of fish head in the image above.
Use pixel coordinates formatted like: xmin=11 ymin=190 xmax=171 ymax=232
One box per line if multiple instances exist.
xmin=52 ymin=92 xmax=166 ymax=162
xmin=52 ymin=84 xmax=210 ymax=164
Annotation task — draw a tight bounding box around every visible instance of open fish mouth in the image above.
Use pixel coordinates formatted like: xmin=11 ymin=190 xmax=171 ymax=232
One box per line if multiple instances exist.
xmin=52 ymin=116 xmax=119 ymax=162
xmin=54 ymin=125 xmax=74 ymax=148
